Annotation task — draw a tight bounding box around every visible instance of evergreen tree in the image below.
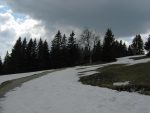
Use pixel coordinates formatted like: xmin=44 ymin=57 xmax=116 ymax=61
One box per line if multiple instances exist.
xmin=3 ymin=51 xmax=11 ymax=74
xmin=60 ymin=34 xmax=68 ymax=66
xmin=37 ymin=38 xmax=44 ymax=70
xmin=21 ymin=38 xmax=28 ymax=71
xmin=32 ymin=39 xmax=38 ymax=70
xmin=131 ymin=34 xmax=144 ymax=55
xmin=102 ymin=29 xmax=115 ymax=61
xmin=122 ymin=43 xmax=128 ymax=57
xmin=26 ymin=39 xmax=38 ymax=71
xmin=112 ymin=40 xmax=120 ymax=58
xmin=119 ymin=40 xmax=124 ymax=57
xmin=10 ymin=37 xmax=23 ymax=73
xmin=92 ymin=40 xmax=102 ymax=62
xmin=81 ymin=46 xmax=91 ymax=64
xmin=42 ymin=40 xmax=50 ymax=69
xmin=127 ymin=45 xmax=134 ymax=56
xmin=145 ymin=35 xmax=150 ymax=56
xmin=50 ymin=30 xmax=62 ymax=68
xmin=117 ymin=41 xmax=128 ymax=57
xmin=67 ymin=31 xmax=80 ymax=66
xmin=61 ymin=34 xmax=67 ymax=48
xmin=0 ymin=56 xmax=3 ymax=75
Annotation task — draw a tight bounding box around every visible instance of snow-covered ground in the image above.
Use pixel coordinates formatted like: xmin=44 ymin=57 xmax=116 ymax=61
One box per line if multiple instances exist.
xmin=113 ymin=81 xmax=130 ymax=86
xmin=1 ymin=55 xmax=150 ymax=113
xmin=0 ymin=70 xmax=53 ymax=85
xmin=77 ymin=55 xmax=150 ymax=76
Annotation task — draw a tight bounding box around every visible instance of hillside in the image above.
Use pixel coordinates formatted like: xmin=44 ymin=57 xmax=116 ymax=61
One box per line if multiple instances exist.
xmin=80 ymin=56 xmax=150 ymax=95
xmin=0 ymin=55 xmax=150 ymax=113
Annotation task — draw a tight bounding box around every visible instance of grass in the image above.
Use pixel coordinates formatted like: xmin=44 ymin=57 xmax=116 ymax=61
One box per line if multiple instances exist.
xmin=79 ymin=62 xmax=150 ymax=95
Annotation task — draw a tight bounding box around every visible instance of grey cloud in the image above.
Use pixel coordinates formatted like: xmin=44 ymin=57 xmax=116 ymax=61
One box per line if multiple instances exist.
xmin=0 ymin=29 xmax=15 ymax=39
xmin=0 ymin=29 xmax=16 ymax=58
xmin=5 ymin=0 xmax=150 ymax=37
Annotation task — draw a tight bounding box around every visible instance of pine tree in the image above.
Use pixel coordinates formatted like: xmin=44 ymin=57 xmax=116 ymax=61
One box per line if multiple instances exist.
xmin=21 ymin=38 xmax=28 ymax=72
xmin=10 ymin=37 xmax=23 ymax=73
xmin=131 ymin=34 xmax=144 ymax=55
xmin=26 ymin=39 xmax=38 ymax=71
xmin=60 ymin=34 xmax=68 ymax=67
xmin=32 ymin=39 xmax=38 ymax=70
xmin=61 ymin=34 xmax=67 ymax=48
xmin=122 ymin=43 xmax=128 ymax=57
xmin=92 ymin=40 xmax=102 ymax=62
xmin=42 ymin=40 xmax=50 ymax=69
xmin=0 ymin=56 xmax=3 ymax=75
xmin=127 ymin=45 xmax=134 ymax=56
xmin=102 ymin=29 xmax=115 ymax=61
xmin=117 ymin=41 xmax=128 ymax=57
xmin=67 ymin=32 xmax=80 ymax=66
xmin=37 ymin=38 xmax=44 ymax=70
xmin=50 ymin=30 xmax=62 ymax=68
xmin=3 ymin=51 xmax=11 ymax=74
xmin=145 ymin=35 xmax=150 ymax=56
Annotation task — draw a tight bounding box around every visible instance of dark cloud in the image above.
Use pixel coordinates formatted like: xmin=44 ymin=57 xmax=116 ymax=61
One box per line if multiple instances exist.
xmin=5 ymin=0 xmax=150 ymax=37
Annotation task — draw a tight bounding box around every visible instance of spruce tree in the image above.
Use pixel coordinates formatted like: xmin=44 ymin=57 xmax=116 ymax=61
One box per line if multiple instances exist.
xmin=67 ymin=32 xmax=80 ymax=66
xmin=60 ymin=34 xmax=68 ymax=66
xmin=131 ymin=34 xmax=144 ymax=55
xmin=42 ymin=40 xmax=50 ymax=69
xmin=127 ymin=45 xmax=134 ymax=56
xmin=26 ymin=39 xmax=38 ymax=71
xmin=111 ymin=40 xmax=119 ymax=58
xmin=3 ymin=51 xmax=11 ymax=74
xmin=145 ymin=35 xmax=150 ymax=56
xmin=21 ymin=38 xmax=28 ymax=72
xmin=0 ymin=56 xmax=3 ymax=75
xmin=102 ymin=29 xmax=115 ymax=61
xmin=32 ymin=39 xmax=38 ymax=70
xmin=92 ymin=40 xmax=102 ymax=62
xmin=117 ymin=41 xmax=128 ymax=57
xmin=50 ymin=30 xmax=62 ymax=68
xmin=10 ymin=37 xmax=23 ymax=73
xmin=37 ymin=38 xmax=44 ymax=70
xmin=122 ymin=43 xmax=128 ymax=57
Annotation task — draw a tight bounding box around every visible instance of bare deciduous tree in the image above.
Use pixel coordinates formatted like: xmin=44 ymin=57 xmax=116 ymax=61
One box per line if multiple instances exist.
xmin=79 ymin=28 xmax=100 ymax=63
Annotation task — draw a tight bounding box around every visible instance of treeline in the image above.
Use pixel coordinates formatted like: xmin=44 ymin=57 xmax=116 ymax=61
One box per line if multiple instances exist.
xmin=0 ymin=28 xmax=149 ymax=75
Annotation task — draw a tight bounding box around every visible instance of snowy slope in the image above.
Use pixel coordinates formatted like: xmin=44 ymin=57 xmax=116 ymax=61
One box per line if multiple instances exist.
xmin=78 ymin=55 xmax=150 ymax=76
xmin=0 ymin=70 xmax=53 ymax=85
xmin=1 ymin=55 xmax=150 ymax=113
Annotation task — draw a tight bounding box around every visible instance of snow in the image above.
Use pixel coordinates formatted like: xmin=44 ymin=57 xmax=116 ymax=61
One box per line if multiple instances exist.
xmin=113 ymin=81 xmax=130 ymax=86
xmin=0 ymin=55 xmax=148 ymax=85
xmin=0 ymin=70 xmax=52 ymax=85
xmin=78 ymin=71 xmax=98 ymax=77
xmin=77 ymin=55 xmax=150 ymax=77
xmin=1 ymin=55 xmax=150 ymax=113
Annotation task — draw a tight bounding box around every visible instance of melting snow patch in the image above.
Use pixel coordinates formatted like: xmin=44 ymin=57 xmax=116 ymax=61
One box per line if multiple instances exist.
xmin=113 ymin=81 xmax=130 ymax=86
xmin=78 ymin=71 xmax=98 ymax=77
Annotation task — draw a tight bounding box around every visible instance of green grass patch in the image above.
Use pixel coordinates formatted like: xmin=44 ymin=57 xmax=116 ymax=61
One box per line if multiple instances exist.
xmin=79 ymin=62 xmax=150 ymax=95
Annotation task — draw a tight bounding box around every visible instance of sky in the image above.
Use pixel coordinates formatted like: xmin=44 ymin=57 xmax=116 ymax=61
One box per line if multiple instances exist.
xmin=0 ymin=0 xmax=150 ymax=58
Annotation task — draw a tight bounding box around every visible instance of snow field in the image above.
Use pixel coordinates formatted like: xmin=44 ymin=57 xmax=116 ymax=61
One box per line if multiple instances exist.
xmin=1 ymin=55 xmax=150 ymax=113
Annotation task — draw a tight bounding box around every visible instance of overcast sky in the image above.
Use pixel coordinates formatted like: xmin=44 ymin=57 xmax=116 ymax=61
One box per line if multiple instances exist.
xmin=0 ymin=0 xmax=150 ymax=58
